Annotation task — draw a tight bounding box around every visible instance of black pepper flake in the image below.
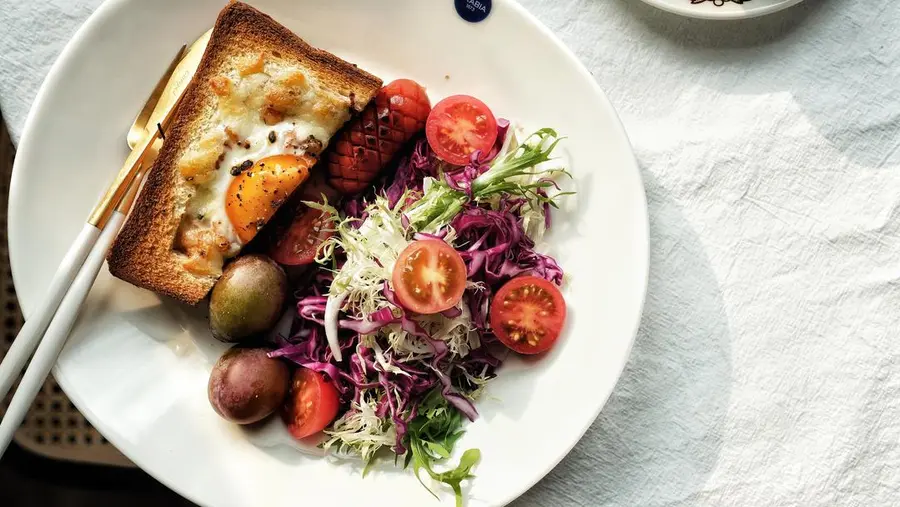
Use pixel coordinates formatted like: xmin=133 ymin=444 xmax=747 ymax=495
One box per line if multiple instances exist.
xmin=242 ymin=141 xmax=251 ymax=149
xmin=230 ymin=159 xmax=254 ymax=176
xmin=156 ymin=122 xmax=165 ymax=140
xmin=295 ymin=135 xmax=323 ymax=156
xmin=268 ymin=131 xmax=277 ymax=143
xmin=196 ymin=213 xmax=205 ymax=220
xmin=236 ymin=193 xmax=242 ymax=201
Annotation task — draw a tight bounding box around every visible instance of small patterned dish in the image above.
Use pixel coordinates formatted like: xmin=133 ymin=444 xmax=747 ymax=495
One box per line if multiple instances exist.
xmin=640 ymin=0 xmax=805 ymax=20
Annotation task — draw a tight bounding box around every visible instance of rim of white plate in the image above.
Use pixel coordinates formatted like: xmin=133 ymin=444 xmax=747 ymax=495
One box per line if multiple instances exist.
xmin=640 ymin=0 xmax=806 ymax=20
xmin=8 ymin=0 xmax=649 ymax=505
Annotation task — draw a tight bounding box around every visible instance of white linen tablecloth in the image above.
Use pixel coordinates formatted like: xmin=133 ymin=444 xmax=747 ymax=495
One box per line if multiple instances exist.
xmin=3 ymin=0 xmax=899 ymax=505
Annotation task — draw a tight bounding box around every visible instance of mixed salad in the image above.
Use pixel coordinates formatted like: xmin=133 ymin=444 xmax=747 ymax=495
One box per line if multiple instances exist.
xmin=205 ymin=81 xmax=570 ymax=505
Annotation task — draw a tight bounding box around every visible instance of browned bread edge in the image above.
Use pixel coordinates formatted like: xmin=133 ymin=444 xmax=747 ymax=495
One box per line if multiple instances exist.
xmin=108 ymin=1 xmax=382 ymax=304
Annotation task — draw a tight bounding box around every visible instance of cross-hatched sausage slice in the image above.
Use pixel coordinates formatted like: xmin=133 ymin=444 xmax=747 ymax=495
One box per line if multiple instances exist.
xmin=326 ymin=79 xmax=431 ymax=194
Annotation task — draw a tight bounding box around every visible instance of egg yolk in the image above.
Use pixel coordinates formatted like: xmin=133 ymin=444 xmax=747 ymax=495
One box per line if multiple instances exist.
xmin=225 ymin=154 xmax=313 ymax=244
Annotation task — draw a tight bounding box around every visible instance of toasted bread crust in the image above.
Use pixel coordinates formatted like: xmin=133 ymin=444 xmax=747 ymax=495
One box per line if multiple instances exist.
xmin=108 ymin=1 xmax=381 ymax=304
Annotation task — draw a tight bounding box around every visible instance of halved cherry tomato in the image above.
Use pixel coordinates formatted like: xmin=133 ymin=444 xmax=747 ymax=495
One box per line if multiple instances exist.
xmin=296 ymin=169 xmax=341 ymax=203
xmin=391 ymin=240 xmax=467 ymax=314
xmin=490 ymin=276 xmax=566 ymax=355
xmin=269 ymin=205 xmax=333 ymax=266
xmin=425 ymin=95 xmax=498 ymax=165
xmin=282 ymin=368 xmax=340 ymax=440
xmin=226 ymin=154 xmax=314 ymax=244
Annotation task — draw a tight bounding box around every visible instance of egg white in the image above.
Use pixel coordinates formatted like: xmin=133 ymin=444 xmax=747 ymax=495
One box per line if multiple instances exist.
xmin=185 ymin=86 xmax=339 ymax=256
xmin=175 ymin=52 xmax=356 ymax=280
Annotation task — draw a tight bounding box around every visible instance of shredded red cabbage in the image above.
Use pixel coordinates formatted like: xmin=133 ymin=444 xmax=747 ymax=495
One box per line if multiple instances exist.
xmin=384 ymin=138 xmax=438 ymax=209
xmin=265 ymin=118 xmax=571 ymax=461
xmin=451 ymin=203 xmax=564 ymax=287
xmin=270 ymin=272 xmax=499 ymax=453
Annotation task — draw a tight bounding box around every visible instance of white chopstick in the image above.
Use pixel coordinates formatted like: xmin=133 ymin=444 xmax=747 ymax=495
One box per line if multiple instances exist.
xmin=0 ymin=208 xmax=130 ymax=456
xmin=0 ymin=41 xmax=195 ymax=458
xmin=0 ymin=74 xmax=190 ymax=457
xmin=0 ymin=131 xmax=157 ymax=412
xmin=0 ymin=154 xmax=153 ymax=459
xmin=0 ymin=224 xmax=101 ymax=400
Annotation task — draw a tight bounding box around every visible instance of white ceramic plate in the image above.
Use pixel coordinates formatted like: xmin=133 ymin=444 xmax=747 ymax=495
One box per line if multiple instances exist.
xmin=640 ymin=0 xmax=805 ymax=20
xmin=8 ymin=1 xmax=648 ymax=506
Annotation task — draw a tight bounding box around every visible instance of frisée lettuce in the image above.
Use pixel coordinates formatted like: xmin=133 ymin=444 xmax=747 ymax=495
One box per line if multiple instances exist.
xmin=272 ymin=124 xmax=570 ymax=506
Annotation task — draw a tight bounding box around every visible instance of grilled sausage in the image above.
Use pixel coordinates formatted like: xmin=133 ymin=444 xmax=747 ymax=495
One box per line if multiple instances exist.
xmin=326 ymin=79 xmax=431 ymax=194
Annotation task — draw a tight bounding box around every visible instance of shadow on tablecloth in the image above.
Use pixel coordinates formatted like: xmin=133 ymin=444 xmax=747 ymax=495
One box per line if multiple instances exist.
xmin=515 ymin=170 xmax=733 ymax=506
xmin=615 ymin=0 xmax=900 ymax=170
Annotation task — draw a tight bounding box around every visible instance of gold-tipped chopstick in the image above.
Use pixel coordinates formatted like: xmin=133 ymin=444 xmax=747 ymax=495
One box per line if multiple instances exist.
xmin=88 ymin=29 xmax=212 ymax=228
xmin=0 ymin=36 xmax=208 ymax=458
xmin=87 ymin=92 xmax=184 ymax=228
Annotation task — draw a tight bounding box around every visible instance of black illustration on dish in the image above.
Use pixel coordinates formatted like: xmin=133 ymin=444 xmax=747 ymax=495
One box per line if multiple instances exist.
xmin=691 ymin=0 xmax=750 ymax=5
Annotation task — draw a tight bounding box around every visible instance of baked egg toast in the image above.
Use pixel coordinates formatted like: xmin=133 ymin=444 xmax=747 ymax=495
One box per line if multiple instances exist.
xmin=108 ymin=1 xmax=382 ymax=303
